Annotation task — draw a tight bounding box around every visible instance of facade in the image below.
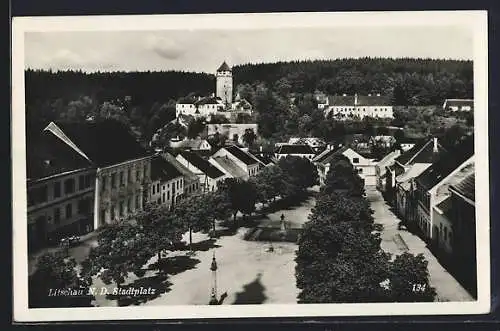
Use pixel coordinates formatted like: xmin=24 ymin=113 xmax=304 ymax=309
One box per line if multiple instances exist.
xmin=150 ymin=155 xmax=184 ymax=210
xmin=175 ymin=96 xmax=225 ymax=118
xmin=176 ymin=150 xmax=227 ymax=192
xmin=394 ymin=163 xmax=432 ymax=223
xmin=375 ymin=150 xmax=401 ymax=192
xmin=44 ymin=121 xmax=152 ymax=230
xmin=26 ymin=130 xmax=95 ymax=252
xmin=216 ymin=61 xmax=233 ymax=107
xmin=323 ymin=94 xmax=394 ymax=120
xmin=161 ymin=152 xmax=201 ymax=197
xmin=442 ymin=99 xmax=474 ymax=112
xmin=212 ymin=145 xmax=261 ymax=177
xmin=414 ymin=136 xmax=474 ymax=242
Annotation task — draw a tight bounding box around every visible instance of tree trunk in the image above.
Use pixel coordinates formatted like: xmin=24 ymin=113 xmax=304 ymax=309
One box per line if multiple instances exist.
xmin=189 ymin=228 xmax=193 ymax=252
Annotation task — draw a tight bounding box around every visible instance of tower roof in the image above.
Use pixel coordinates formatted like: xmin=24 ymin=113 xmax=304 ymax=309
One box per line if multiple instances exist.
xmin=217 ymin=61 xmax=231 ymax=72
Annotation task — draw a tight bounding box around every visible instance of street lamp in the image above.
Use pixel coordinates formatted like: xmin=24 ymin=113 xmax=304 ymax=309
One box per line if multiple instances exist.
xmin=209 ymin=252 xmax=218 ymax=305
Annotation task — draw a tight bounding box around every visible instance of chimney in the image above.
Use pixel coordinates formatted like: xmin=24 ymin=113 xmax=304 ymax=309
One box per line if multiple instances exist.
xmin=433 ymin=137 xmax=438 ymax=152
xmin=354 ymin=93 xmax=358 ymax=106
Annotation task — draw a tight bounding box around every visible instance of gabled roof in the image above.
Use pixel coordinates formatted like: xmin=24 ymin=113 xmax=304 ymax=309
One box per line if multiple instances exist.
xmin=396 ymin=163 xmax=432 ymax=184
xmin=395 ymin=138 xmax=446 ymax=166
xmin=46 ymin=120 xmax=149 ymax=168
xmin=161 ymin=152 xmax=198 ymax=181
xmin=217 ymin=61 xmax=231 ymax=72
xmin=376 ymin=150 xmax=401 ymax=169
xmin=276 ymin=144 xmax=316 ymax=155
xmin=250 ymin=153 xmax=275 ymax=165
xmin=225 ymin=145 xmax=260 ymax=166
xmin=415 ymin=136 xmax=474 ymax=190
xmin=178 ymin=150 xmax=225 ymax=179
xmin=178 ymin=138 xmax=211 ymax=150
xmin=151 ymin=155 xmax=183 ymax=182
xmin=450 ymin=172 xmax=475 ymax=202
xmin=211 ymin=156 xmax=247 ymax=178
xmin=314 ymin=146 xmax=349 ymax=164
xmin=27 ymin=128 xmax=94 ymax=181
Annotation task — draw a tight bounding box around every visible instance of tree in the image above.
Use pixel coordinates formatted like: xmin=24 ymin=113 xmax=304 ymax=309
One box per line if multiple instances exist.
xmin=187 ymin=117 xmax=206 ymax=139
xmin=277 ymin=156 xmax=318 ymax=195
xmin=134 ymin=203 xmax=185 ymax=266
xmin=387 ymin=253 xmax=436 ymax=302
xmin=172 ymin=193 xmax=217 ymax=250
xmin=242 ymin=128 xmax=257 ymax=148
xmin=208 ymin=114 xmax=230 ymax=124
xmin=29 ymin=253 xmax=94 ymax=308
xmin=81 ymin=222 xmax=153 ymax=287
xmin=219 ymin=178 xmax=257 ymax=225
xmin=252 ymin=165 xmax=286 ymax=204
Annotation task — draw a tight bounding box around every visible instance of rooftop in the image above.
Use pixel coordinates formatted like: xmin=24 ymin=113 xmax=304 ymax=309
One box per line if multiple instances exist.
xmin=276 ymin=144 xmax=316 ymax=155
xmin=151 ymin=155 xmax=183 ymax=182
xmin=450 ymin=172 xmax=475 ymax=202
xmin=47 ymin=120 xmax=149 ymax=168
xmin=443 ymin=99 xmax=474 ymax=108
xmin=211 ymin=156 xmax=247 ymax=179
xmin=395 ymin=138 xmax=446 ymax=166
xmin=376 ymin=150 xmax=401 ymax=169
xmin=27 ymin=129 xmax=93 ymax=181
xmin=161 ymin=152 xmax=198 ymax=181
xmin=416 ymin=136 xmax=474 ymax=190
xmin=314 ymin=146 xmax=349 ymax=164
xmin=217 ymin=61 xmax=231 ymax=72
xmin=179 ymin=150 xmax=225 ymax=179
xmin=225 ymin=145 xmax=260 ymax=166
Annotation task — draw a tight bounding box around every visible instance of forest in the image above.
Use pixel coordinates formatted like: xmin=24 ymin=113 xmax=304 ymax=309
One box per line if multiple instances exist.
xmin=25 ymin=58 xmax=473 ymax=144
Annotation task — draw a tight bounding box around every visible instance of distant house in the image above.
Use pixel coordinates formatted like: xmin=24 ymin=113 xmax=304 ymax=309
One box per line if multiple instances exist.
xmin=375 ymin=150 xmax=401 ymax=193
xmin=206 ymin=123 xmax=258 ymax=145
xmin=275 ymin=144 xmax=316 ymax=161
xmin=44 ymin=120 xmax=152 ymax=230
xmin=413 ymin=136 xmax=474 ymax=243
xmin=231 ymin=98 xmax=253 ymax=112
xmin=370 ymin=135 xmax=396 ymax=148
xmin=176 ymin=95 xmax=225 ymax=118
xmin=314 ymin=146 xmax=377 ymax=187
xmin=442 ymin=99 xmax=474 ymax=112
xmin=212 ymin=145 xmax=262 ymax=177
xmin=170 ymin=138 xmax=212 ymax=152
xmin=385 ymin=138 xmax=446 ymax=205
xmin=161 ymin=152 xmax=201 ymax=197
xmin=150 ymin=155 xmax=184 ymax=210
xmin=176 ymin=150 xmax=227 ymax=192
xmin=288 ymin=137 xmax=326 ymax=153
xmin=323 ymin=93 xmax=393 ymax=120
xmin=395 ymin=163 xmax=432 ymax=224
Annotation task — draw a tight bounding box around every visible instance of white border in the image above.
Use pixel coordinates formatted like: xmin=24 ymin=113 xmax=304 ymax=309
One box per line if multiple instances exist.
xmin=12 ymin=11 xmax=490 ymax=322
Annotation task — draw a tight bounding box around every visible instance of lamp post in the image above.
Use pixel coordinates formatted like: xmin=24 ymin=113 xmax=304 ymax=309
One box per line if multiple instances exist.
xmin=209 ymin=252 xmax=218 ymax=305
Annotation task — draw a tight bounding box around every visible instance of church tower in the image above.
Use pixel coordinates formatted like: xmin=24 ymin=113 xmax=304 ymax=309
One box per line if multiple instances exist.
xmin=216 ymin=61 xmax=233 ymax=108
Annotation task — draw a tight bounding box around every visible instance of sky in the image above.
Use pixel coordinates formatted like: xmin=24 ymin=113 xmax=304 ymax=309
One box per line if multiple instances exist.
xmin=24 ymin=26 xmax=473 ymax=73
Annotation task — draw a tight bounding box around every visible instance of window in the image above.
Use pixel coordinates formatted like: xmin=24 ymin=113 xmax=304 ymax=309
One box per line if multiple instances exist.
xmin=128 ymin=169 xmax=132 ymax=183
xmin=136 ymin=170 xmax=140 ymax=181
xmin=119 ymin=201 xmax=125 ymax=217
xmin=167 ymin=191 xmax=170 ymax=201
xmin=162 ymin=193 xmax=166 ymax=203
xmin=444 ymin=227 xmax=448 ymax=241
xmin=84 ymin=174 xmax=92 ymax=188
xmin=79 ymin=175 xmax=85 ymax=190
xmin=135 ymin=195 xmax=139 ymax=209
xmin=353 ymin=158 xmax=359 ymax=164
xmin=53 ymin=182 xmax=61 ymax=198
xmin=111 ymin=173 xmax=116 ymax=189
xmin=77 ymin=199 xmax=88 ymax=214
xmin=358 ymin=168 xmax=363 ymax=173
xmin=66 ymin=203 xmax=73 ymax=218
xmin=144 ymin=165 xmax=148 ymax=178
xmin=38 ymin=185 xmax=48 ymax=203
xmin=64 ymin=179 xmax=75 ymax=194
xmin=153 ymin=185 xmax=156 ymax=195
xmin=110 ymin=205 xmax=115 ymax=220
xmin=100 ymin=209 xmax=106 ymax=225
xmin=120 ymin=172 xmax=124 ymax=186
xmin=54 ymin=208 xmax=61 ymax=225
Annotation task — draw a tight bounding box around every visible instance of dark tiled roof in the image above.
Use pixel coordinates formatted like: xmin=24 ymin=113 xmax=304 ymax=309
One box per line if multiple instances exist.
xmin=416 ymin=137 xmax=474 ymax=190
xmin=26 ymin=129 xmax=93 ymax=181
xmin=161 ymin=152 xmax=198 ymax=181
xmin=276 ymin=144 xmax=316 ymax=155
xmin=451 ymin=172 xmax=475 ymax=202
xmin=179 ymin=150 xmax=225 ymax=179
xmin=314 ymin=146 xmax=349 ymax=164
xmin=251 ymin=153 xmax=274 ymax=165
xmin=194 ymin=96 xmax=223 ymax=106
xmin=226 ymin=145 xmax=259 ymax=165
xmin=327 ymin=95 xmax=392 ymax=106
xmin=395 ymin=139 xmax=446 ymax=165
xmin=151 ymin=155 xmax=183 ymax=182
xmin=217 ymin=61 xmax=231 ymax=72
xmin=53 ymin=120 xmax=149 ymax=168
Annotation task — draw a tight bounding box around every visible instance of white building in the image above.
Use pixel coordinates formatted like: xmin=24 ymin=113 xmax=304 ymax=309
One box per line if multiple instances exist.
xmin=323 ymin=93 xmax=393 ymax=120
xmin=442 ymin=99 xmax=474 ymax=112
xmin=176 ymin=150 xmax=227 ymax=192
xmin=150 ymin=155 xmax=185 ymax=210
xmin=275 ymin=144 xmax=316 ymax=161
xmin=212 ymin=145 xmax=261 ymax=178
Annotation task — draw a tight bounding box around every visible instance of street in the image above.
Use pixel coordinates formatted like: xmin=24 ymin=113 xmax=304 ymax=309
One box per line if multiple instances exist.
xmin=366 ymin=187 xmax=474 ymax=302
